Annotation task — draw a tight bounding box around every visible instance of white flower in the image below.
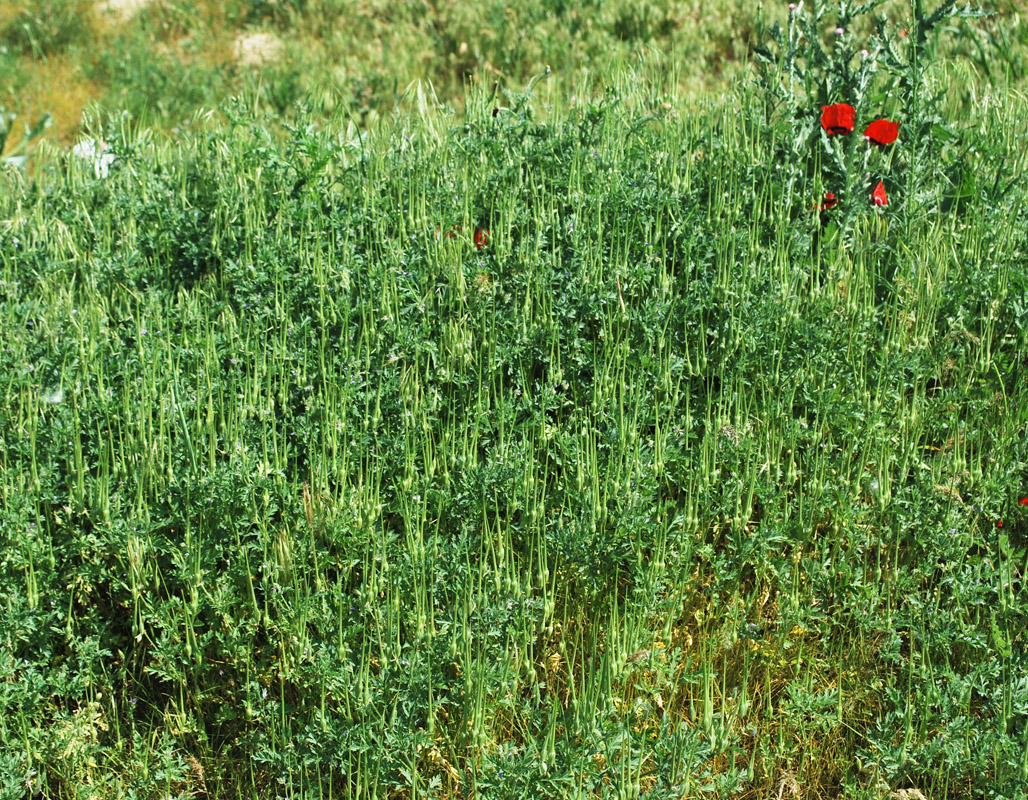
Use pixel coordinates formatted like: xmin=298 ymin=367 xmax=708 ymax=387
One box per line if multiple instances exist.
xmin=40 ymin=386 xmax=64 ymax=404
xmin=72 ymin=139 xmax=116 ymax=179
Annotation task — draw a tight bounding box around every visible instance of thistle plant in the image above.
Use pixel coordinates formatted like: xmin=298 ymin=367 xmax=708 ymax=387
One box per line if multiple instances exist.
xmin=754 ymin=0 xmax=993 ymax=220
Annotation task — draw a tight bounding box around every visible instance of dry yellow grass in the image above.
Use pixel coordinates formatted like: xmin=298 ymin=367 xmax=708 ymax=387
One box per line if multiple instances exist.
xmin=2 ymin=60 xmax=103 ymax=146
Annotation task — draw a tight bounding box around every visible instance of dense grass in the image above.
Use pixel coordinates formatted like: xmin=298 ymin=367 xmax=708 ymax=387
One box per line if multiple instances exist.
xmin=2 ymin=0 xmax=1028 ymax=146
xmin=2 ymin=1 xmax=1028 ymax=798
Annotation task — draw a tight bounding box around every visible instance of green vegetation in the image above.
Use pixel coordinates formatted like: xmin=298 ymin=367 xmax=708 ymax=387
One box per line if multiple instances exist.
xmin=0 ymin=0 xmax=765 ymax=146
xmin=2 ymin=0 xmax=1028 ymax=797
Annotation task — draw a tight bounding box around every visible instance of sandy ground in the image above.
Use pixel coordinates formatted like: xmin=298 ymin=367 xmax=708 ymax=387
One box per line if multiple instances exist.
xmin=234 ymin=31 xmax=285 ymax=68
xmin=96 ymin=0 xmax=153 ymax=24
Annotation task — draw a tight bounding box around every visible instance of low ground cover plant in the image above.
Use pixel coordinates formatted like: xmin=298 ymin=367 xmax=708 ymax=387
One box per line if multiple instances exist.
xmin=0 ymin=0 xmax=1027 ymax=798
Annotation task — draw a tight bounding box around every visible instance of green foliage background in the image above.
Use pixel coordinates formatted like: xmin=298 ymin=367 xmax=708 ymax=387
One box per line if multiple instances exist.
xmin=1 ymin=0 xmax=1028 ymax=798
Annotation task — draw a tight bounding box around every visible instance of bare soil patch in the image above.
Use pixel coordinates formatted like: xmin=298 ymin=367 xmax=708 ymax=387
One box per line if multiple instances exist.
xmin=96 ymin=0 xmax=152 ymax=24
xmin=234 ymin=31 xmax=285 ymax=68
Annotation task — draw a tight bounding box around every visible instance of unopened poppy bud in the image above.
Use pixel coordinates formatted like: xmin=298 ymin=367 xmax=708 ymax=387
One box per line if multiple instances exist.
xmin=872 ymin=180 xmax=888 ymax=207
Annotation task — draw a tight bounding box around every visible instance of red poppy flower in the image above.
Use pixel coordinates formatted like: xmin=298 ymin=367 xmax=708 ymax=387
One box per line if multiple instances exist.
xmin=873 ymin=180 xmax=888 ymax=207
xmin=864 ymin=119 xmax=900 ymax=145
xmin=474 ymin=227 xmax=489 ymax=250
xmin=1019 ymin=497 xmax=1028 ymax=506
xmin=820 ymin=103 xmax=856 ymax=135
xmin=820 ymin=192 xmax=838 ymax=210
xmin=997 ymin=519 xmax=1004 ymax=528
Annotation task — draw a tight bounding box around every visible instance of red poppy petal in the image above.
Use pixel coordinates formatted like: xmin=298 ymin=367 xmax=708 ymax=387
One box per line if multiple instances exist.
xmin=873 ymin=180 xmax=888 ymax=206
xmin=1019 ymin=497 xmax=1028 ymax=506
xmin=820 ymin=103 xmax=855 ymax=135
xmin=864 ymin=119 xmax=900 ymax=145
